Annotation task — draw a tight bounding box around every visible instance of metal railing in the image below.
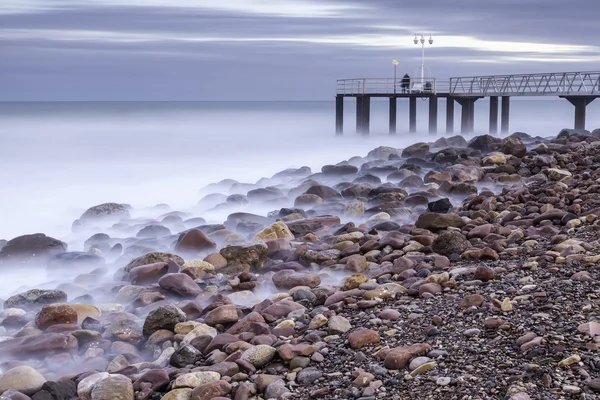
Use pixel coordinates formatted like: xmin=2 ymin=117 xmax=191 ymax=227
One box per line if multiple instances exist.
xmin=449 ymin=71 xmax=600 ymax=96
xmin=336 ymin=77 xmax=448 ymax=95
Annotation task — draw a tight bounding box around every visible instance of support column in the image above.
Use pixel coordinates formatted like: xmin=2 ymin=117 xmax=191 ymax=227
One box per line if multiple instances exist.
xmin=335 ymin=95 xmax=344 ymax=135
xmin=409 ymin=96 xmax=417 ymax=133
xmin=356 ymin=96 xmax=363 ymax=134
xmin=501 ymin=96 xmax=510 ymax=134
xmin=428 ymin=95 xmax=438 ymax=135
xmin=446 ymin=97 xmax=454 ymax=134
xmin=489 ymin=96 xmax=498 ymax=135
xmin=562 ymin=96 xmax=596 ymax=130
xmin=456 ymin=97 xmax=479 ymax=134
xmin=362 ymin=96 xmax=371 ymax=135
xmin=389 ymin=97 xmax=397 ymax=134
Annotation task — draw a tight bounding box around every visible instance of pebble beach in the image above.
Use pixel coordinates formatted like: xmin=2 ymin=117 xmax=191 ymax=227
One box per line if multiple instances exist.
xmin=2 ymin=128 xmax=600 ymax=400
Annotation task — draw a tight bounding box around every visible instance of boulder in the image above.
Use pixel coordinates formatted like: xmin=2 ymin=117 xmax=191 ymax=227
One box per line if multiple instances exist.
xmin=3 ymin=289 xmax=67 ymax=311
xmin=415 ymin=213 xmax=466 ymax=231
xmin=253 ymin=222 xmax=294 ymax=242
xmin=500 ymin=137 xmax=526 ymax=157
xmin=432 ymin=231 xmax=469 ymax=257
xmin=203 ymin=304 xmax=239 ymax=326
xmin=90 ymin=374 xmax=133 ymax=400
xmin=220 ymin=243 xmax=268 ymax=270
xmin=143 ymin=305 xmax=187 ymax=337
xmin=401 ymin=143 xmax=429 ymax=158
xmin=0 ymin=366 xmax=46 ymax=395
xmin=0 ymin=234 xmax=67 ymax=265
xmin=125 ymin=252 xmax=184 ymax=272
xmin=79 ymin=203 xmax=130 ymax=221
xmin=175 ymin=229 xmax=216 ymax=253
xmin=35 ymin=304 xmax=78 ymax=330
xmin=158 ymin=274 xmax=202 ymax=297
xmin=272 ymin=270 xmax=321 ymax=290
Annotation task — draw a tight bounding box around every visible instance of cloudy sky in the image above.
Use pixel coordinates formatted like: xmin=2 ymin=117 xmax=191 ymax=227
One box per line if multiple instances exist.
xmin=1 ymin=0 xmax=598 ymax=100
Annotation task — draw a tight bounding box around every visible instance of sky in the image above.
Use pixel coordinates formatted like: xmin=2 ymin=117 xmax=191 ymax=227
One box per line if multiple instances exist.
xmin=0 ymin=0 xmax=599 ymax=100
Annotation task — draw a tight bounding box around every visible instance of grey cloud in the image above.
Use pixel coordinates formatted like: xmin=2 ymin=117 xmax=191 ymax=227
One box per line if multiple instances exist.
xmin=0 ymin=0 xmax=598 ymax=100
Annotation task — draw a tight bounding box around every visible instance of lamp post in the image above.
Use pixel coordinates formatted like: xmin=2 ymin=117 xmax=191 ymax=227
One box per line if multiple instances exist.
xmin=392 ymin=60 xmax=399 ymax=93
xmin=413 ymin=34 xmax=433 ymax=88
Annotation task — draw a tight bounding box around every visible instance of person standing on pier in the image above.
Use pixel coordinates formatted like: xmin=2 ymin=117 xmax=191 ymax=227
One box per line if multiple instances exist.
xmin=401 ymin=74 xmax=410 ymax=93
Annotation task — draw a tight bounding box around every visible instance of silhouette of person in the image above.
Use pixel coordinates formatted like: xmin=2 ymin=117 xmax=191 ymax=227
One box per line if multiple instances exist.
xmin=401 ymin=74 xmax=410 ymax=93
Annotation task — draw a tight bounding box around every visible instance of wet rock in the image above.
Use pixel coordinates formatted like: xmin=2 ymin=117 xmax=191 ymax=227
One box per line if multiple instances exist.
xmin=428 ymin=198 xmax=452 ymax=214
xmin=90 ymin=374 xmax=133 ymax=400
xmin=220 ymin=243 xmax=268 ymax=270
xmin=143 ymin=305 xmax=187 ymax=337
xmin=384 ymin=343 xmax=432 ymax=369
xmin=158 ymin=273 xmax=201 ymax=297
xmin=173 ymin=372 xmax=220 ymax=389
xmin=348 ymin=329 xmax=380 ymax=349
xmin=0 ymin=234 xmax=67 ymax=265
xmin=190 ymin=380 xmax=231 ymax=400
xmin=500 ymin=137 xmax=526 ymax=157
xmin=401 ymin=142 xmax=429 ymax=158
xmin=432 ymin=231 xmax=469 ymax=257
xmin=241 ymin=345 xmax=277 ymax=368
xmin=176 ymin=229 xmax=217 ymax=253
xmin=3 ymin=289 xmax=67 ymax=311
xmin=415 ymin=213 xmax=466 ymax=231
xmin=80 ymin=203 xmax=130 ymax=221
xmin=272 ymin=270 xmax=321 ymax=290
xmin=35 ymin=304 xmax=78 ymax=330
xmin=125 ymin=252 xmax=184 ymax=272
xmin=253 ymin=222 xmax=294 ymax=242
xmin=204 ymin=304 xmax=239 ymax=326
xmin=129 ymin=262 xmax=168 ymax=284
xmin=47 ymin=251 xmax=104 ymax=270
xmin=0 ymin=366 xmax=46 ymax=395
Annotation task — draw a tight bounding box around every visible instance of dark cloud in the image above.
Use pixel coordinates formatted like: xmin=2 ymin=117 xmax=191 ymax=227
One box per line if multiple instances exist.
xmin=0 ymin=0 xmax=598 ymax=100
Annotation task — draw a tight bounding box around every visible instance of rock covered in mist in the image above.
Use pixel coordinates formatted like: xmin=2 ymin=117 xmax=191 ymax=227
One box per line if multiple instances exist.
xmin=3 ymin=289 xmax=67 ymax=311
xmin=79 ymin=203 xmax=131 ymax=221
xmin=47 ymin=251 xmax=105 ymax=270
xmin=0 ymin=233 xmax=67 ymax=265
xmin=0 ymin=365 xmax=46 ymax=395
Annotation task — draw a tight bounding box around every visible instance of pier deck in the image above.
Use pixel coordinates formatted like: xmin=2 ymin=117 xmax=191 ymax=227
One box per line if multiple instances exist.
xmin=335 ymin=71 xmax=600 ymax=134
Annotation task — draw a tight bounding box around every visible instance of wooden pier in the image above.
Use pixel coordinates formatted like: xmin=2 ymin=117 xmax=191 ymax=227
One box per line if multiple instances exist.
xmin=335 ymin=71 xmax=600 ymax=135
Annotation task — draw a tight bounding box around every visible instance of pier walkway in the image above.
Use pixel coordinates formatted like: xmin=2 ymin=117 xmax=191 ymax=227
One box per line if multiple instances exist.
xmin=335 ymin=71 xmax=600 ymax=134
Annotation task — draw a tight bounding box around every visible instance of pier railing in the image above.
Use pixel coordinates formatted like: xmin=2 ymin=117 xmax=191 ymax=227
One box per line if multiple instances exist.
xmin=449 ymin=71 xmax=600 ymax=96
xmin=336 ymin=77 xmax=449 ymax=95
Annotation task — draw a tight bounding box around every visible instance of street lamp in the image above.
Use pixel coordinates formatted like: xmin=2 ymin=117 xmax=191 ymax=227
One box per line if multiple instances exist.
xmin=413 ymin=33 xmax=434 ymax=88
xmin=392 ymin=60 xmax=399 ymax=93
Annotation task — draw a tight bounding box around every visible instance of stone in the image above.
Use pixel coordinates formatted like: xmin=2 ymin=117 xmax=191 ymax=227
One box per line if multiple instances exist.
xmin=264 ymin=380 xmax=289 ymax=399
xmin=78 ymin=373 xmax=110 ymax=400
xmin=253 ymin=222 xmax=294 ymax=242
xmin=170 ymin=343 xmax=203 ymax=368
xmin=547 ymin=168 xmax=572 ymax=181
xmin=220 ymin=243 xmax=268 ymax=270
xmin=500 ymin=137 xmax=526 ymax=157
xmin=345 ymin=254 xmax=368 ymax=273
xmin=176 ymin=229 xmax=216 ymax=252
xmin=125 ymin=252 xmax=184 ymax=272
xmin=296 ymin=367 xmax=323 ymax=386
xmin=0 ymin=366 xmax=46 ymax=395
xmin=401 ymin=142 xmax=429 ymax=158
xmin=384 ymin=343 xmax=432 ymax=370
xmin=0 ymin=233 xmax=67 ymax=265
xmin=428 ymin=198 xmax=452 ymax=214
xmin=80 ymin=203 xmax=130 ymax=221
xmin=204 ymin=304 xmax=239 ymax=326
xmin=143 ymin=305 xmax=187 ymax=337
xmin=91 ymin=374 xmax=133 ymax=400
xmin=3 ymin=289 xmax=67 ymax=311
xmin=158 ymin=273 xmax=201 ymax=297
xmin=240 ymin=345 xmax=277 ymax=368
xmin=160 ymin=389 xmax=192 ymax=400
xmin=272 ymin=270 xmax=321 ymax=290
xmin=182 ymin=324 xmax=218 ymax=343
xmin=328 ymin=315 xmax=352 ymax=334
xmin=129 ymin=262 xmax=169 ymax=284
xmin=415 ymin=213 xmax=466 ymax=231
xmin=172 ymin=372 xmax=220 ymax=389
xmin=348 ymin=329 xmax=380 ymax=349
xmin=474 ymin=265 xmax=494 ymax=282
xmin=432 ymin=231 xmax=469 ymax=256
xmin=342 ymin=274 xmax=369 ymax=291
xmin=190 ymin=381 xmax=231 ymax=400
xmin=35 ymin=304 xmax=78 ymax=330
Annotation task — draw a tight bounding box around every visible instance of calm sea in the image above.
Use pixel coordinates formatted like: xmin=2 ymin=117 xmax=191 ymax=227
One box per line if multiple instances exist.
xmin=0 ymin=99 xmax=598 ymax=241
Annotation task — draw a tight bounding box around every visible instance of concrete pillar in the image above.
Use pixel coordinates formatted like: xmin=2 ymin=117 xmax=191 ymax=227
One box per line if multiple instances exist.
xmin=362 ymin=96 xmax=371 ymax=135
xmin=428 ymin=95 xmax=438 ymax=135
xmin=563 ymin=96 xmax=596 ymax=130
xmin=335 ymin=95 xmax=343 ymax=135
xmin=456 ymin=97 xmax=479 ymax=134
xmin=409 ymin=96 xmax=417 ymax=133
xmin=446 ymin=97 xmax=454 ymax=134
xmin=356 ymin=96 xmax=363 ymax=134
xmin=389 ymin=97 xmax=397 ymax=134
xmin=501 ymin=96 xmax=510 ymax=134
xmin=489 ymin=96 xmax=498 ymax=134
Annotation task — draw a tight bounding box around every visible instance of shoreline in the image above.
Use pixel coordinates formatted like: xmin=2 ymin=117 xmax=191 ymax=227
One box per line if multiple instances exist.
xmin=1 ymin=127 xmax=600 ymax=399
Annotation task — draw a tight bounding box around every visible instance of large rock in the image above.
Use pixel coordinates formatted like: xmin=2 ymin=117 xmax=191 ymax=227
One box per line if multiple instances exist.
xmin=79 ymin=203 xmax=130 ymax=221
xmin=219 ymin=243 xmax=268 ymax=270
xmin=272 ymin=270 xmax=321 ymax=290
xmin=415 ymin=213 xmax=466 ymax=231
xmin=0 ymin=234 xmax=67 ymax=265
xmin=0 ymin=333 xmax=78 ymax=359
xmin=35 ymin=304 xmax=78 ymax=330
xmin=175 ymin=229 xmax=216 ymax=253
xmin=90 ymin=374 xmax=133 ymax=400
xmin=253 ymin=222 xmax=294 ymax=242
xmin=0 ymin=365 xmax=46 ymax=395
xmin=500 ymin=137 xmax=526 ymax=157
xmin=143 ymin=305 xmax=187 ymax=337
xmin=203 ymin=304 xmax=239 ymax=326
xmin=384 ymin=343 xmax=432 ymax=369
xmin=125 ymin=252 xmax=184 ymax=272
xmin=432 ymin=231 xmax=469 ymax=257
xmin=467 ymin=135 xmax=501 ymax=152
xmin=401 ymin=142 xmax=429 ymax=158
xmin=35 ymin=380 xmax=78 ymax=400
xmin=129 ymin=262 xmax=169 ymax=284
xmin=158 ymin=273 xmax=201 ymax=297
xmin=305 ymin=185 xmax=341 ymax=200
xmin=3 ymin=289 xmax=67 ymax=311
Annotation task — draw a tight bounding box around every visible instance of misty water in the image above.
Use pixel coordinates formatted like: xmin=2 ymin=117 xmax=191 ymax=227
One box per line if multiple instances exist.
xmin=0 ymin=99 xmax=599 ymax=300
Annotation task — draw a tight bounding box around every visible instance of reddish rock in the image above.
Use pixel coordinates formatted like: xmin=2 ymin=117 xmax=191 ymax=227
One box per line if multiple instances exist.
xmin=348 ymin=329 xmax=380 ymax=349
xmin=261 ymin=301 xmax=305 ymax=318
xmin=204 ymin=253 xmax=228 ymax=270
xmin=474 ymin=264 xmax=495 ymax=282
xmin=272 ymin=270 xmax=321 ymax=290
xmin=176 ymin=228 xmax=216 ymax=252
xmin=460 ymin=294 xmax=486 ymax=308
xmin=129 ymin=262 xmax=169 ymax=284
xmin=345 ymin=255 xmax=368 ymax=273
xmin=191 ymin=380 xmax=231 ymax=400
xmin=35 ymin=304 xmax=78 ymax=330
xmin=418 ymin=283 xmax=442 ymax=297
xmin=158 ymin=273 xmax=201 ymax=297
xmin=226 ymin=312 xmax=266 ymax=335
xmin=384 ymin=343 xmax=431 ymax=369
xmin=204 ymin=305 xmax=239 ymax=326
xmin=0 ymin=333 xmax=78 ymax=359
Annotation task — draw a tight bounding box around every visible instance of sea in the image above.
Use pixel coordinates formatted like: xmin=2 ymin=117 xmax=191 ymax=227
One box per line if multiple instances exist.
xmin=1 ymin=98 xmax=599 ymax=243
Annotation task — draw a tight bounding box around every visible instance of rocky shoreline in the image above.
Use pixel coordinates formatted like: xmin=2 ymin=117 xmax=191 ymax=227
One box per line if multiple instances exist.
xmin=2 ymin=128 xmax=600 ymax=400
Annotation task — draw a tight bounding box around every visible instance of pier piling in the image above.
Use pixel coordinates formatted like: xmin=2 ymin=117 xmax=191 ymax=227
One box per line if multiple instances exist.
xmin=335 ymin=95 xmax=343 ymax=135
xmin=409 ymin=97 xmax=417 ymax=133
xmin=428 ymin=95 xmax=438 ymax=135
xmin=501 ymin=96 xmax=510 ymax=134
xmin=389 ymin=97 xmax=397 ymax=134
xmin=446 ymin=98 xmax=454 ymax=134
xmin=489 ymin=96 xmax=498 ymax=134
xmin=562 ymin=96 xmax=596 ymax=130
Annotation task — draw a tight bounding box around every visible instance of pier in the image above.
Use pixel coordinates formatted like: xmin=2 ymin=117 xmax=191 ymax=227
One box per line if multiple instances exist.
xmin=335 ymin=71 xmax=600 ymax=135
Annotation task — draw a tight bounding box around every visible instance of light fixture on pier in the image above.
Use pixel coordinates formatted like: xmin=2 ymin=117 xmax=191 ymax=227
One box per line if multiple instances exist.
xmin=413 ymin=33 xmax=434 ymax=89
xmin=392 ymin=60 xmax=399 ymax=93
